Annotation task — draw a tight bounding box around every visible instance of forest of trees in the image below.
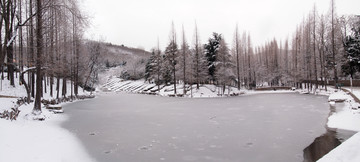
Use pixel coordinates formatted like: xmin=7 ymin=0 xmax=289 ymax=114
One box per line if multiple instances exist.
xmin=145 ymin=0 xmax=360 ymax=95
xmin=1 ymin=0 xmax=360 ymax=112
xmin=0 ymin=0 xmax=105 ymax=113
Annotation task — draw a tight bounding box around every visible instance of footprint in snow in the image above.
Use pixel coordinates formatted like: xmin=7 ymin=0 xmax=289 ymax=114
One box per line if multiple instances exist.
xmin=138 ymin=145 xmax=152 ymax=151
xmin=104 ymin=150 xmax=112 ymax=154
xmin=89 ymin=132 xmax=96 ymax=136
xmin=244 ymin=142 xmax=254 ymax=148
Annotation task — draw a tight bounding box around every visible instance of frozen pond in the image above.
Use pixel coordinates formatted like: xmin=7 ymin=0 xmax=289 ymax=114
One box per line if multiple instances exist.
xmin=62 ymin=92 xmax=350 ymax=162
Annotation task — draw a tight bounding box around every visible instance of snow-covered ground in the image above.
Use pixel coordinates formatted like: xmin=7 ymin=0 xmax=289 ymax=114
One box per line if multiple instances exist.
xmin=318 ymin=89 xmax=360 ymax=162
xmin=0 ymin=73 xmax=94 ymax=162
xmin=0 ymin=102 xmax=95 ymax=162
xmin=101 ymin=76 xmax=298 ymax=98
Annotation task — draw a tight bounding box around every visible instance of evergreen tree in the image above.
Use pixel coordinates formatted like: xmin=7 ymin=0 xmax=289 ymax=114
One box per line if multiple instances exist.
xmin=162 ymin=55 xmax=172 ymax=85
xmin=342 ymin=18 xmax=360 ymax=78
xmin=204 ymin=33 xmax=222 ymax=82
xmin=154 ymin=47 xmax=163 ymax=89
xmin=144 ymin=51 xmax=155 ymax=82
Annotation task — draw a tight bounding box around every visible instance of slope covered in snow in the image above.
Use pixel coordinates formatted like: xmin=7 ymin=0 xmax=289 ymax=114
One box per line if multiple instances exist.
xmin=101 ymin=76 xmax=250 ymax=97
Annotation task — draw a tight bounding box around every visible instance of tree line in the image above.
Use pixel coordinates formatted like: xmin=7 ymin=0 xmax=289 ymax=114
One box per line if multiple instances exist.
xmin=0 ymin=0 xmax=103 ymax=114
xmin=145 ymin=0 xmax=360 ymax=95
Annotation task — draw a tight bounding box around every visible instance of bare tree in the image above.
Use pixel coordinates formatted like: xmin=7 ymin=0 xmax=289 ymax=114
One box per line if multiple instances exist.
xmin=233 ymin=24 xmax=241 ymax=90
xmin=330 ymin=0 xmax=338 ymax=87
xmin=33 ymin=0 xmax=43 ymax=113
xmin=165 ymin=22 xmax=178 ymax=94
xmin=312 ymin=5 xmax=318 ymax=90
xmin=179 ymin=25 xmax=190 ymax=95
xmin=215 ymin=37 xmax=234 ymax=94
xmin=192 ymin=22 xmax=206 ymax=89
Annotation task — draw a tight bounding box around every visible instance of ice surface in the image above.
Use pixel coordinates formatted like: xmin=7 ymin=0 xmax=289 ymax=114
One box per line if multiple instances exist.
xmin=62 ymin=92 xmax=332 ymax=162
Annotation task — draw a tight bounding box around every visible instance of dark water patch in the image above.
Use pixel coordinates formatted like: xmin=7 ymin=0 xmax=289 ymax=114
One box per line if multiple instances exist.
xmin=303 ymin=129 xmax=355 ymax=162
xmin=303 ymin=102 xmax=356 ymax=162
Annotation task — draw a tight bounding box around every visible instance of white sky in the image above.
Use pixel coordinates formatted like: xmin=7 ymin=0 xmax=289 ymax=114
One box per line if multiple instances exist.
xmin=81 ymin=0 xmax=360 ymax=51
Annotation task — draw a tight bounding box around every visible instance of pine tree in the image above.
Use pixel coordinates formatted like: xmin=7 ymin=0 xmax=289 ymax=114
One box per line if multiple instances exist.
xmin=204 ymin=32 xmax=221 ymax=83
xmin=342 ymin=17 xmax=360 ymax=78
xmin=144 ymin=51 xmax=155 ymax=82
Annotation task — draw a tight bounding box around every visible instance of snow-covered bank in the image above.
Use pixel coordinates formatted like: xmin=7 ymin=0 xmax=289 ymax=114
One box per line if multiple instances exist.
xmin=0 ymin=73 xmax=95 ymax=162
xmin=327 ymin=102 xmax=360 ymax=132
xmin=0 ymin=102 xmax=95 ymax=162
xmin=326 ymin=91 xmax=360 ymax=132
xmin=318 ymin=132 xmax=360 ymax=162
xmin=317 ymin=90 xmax=360 ymax=162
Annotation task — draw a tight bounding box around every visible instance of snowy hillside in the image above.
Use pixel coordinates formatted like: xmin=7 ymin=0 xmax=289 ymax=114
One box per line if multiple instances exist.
xmin=101 ymin=76 xmax=248 ymax=97
xmin=101 ymin=42 xmax=151 ymax=67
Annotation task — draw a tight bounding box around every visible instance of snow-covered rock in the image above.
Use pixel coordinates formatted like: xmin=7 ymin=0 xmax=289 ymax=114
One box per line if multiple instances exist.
xmin=327 ymin=102 xmax=360 ymax=132
xmin=328 ymin=91 xmax=350 ymax=102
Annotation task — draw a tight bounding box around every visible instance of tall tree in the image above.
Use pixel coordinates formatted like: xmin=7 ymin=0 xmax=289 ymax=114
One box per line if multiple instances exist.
xmin=192 ymin=22 xmax=206 ymax=89
xmin=155 ymin=40 xmax=162 ymax=91
xmin=233 ymin=24 xmax=241 ymax=90
xmin=216 ymin=37 xmax=234 ymax=94
xmin=312 ymin=5 xmax=318 ymax=89
xmin=204 ymin=32 xmax=221 ymax=83
xmin=330 ymin=0 xmax=338 ymax=87
xmin=342 ymin=16 xmax=360 ymax=79
xmin=33 ymin=0 xmax=43 ymax=113
xmin=179 ymin=25 xmax=190 ymax=95
xmin=1 ymin=0 xmax=17 ymax=86
xmin=164 ymin=22 xmax=178 ymax=94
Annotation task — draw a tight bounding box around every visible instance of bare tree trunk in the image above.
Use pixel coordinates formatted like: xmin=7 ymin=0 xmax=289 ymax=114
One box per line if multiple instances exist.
xmin=33 ymin=0 xmax=43 ymax=113
xmin=313 ymin=6 xmax=318 ymax=90
xmin=330 ymin=0 xmax=338 ymax=88
xmin=3 ymin=0 xmax=16 ymax=86
xmin=235 ymin=25 xmax=241 ymax=90
xmin=18 ymin=0 xmax=24 ymax=73
xmin=194 ymin=22 xmax=200 ymax=89
xmin=49 ymin=1 xmax=54 ymax=97
xmin=248 ymin=50 xmax=251 ymax=88
xmin=181 ymin=25 xmax=187 ymax=95
xmin=56 ymin=77 xmax=60 ymax=99
xmin=29 ymin=0 xmax=36 ymax=98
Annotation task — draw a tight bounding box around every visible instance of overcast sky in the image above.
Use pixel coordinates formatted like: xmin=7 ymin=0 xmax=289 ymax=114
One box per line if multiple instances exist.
xmin=81 ymin=0 xmax=360 ymax=51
